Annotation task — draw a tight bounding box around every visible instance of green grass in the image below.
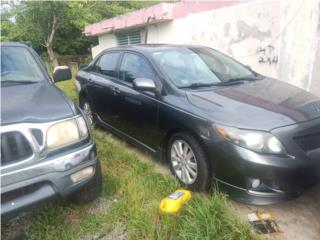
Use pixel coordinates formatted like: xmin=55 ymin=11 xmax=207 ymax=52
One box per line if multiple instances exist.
xmin=56 ymin=80 xmax=78 ymax=103
xmin=3 ymin=79 xmax=257 ymax=240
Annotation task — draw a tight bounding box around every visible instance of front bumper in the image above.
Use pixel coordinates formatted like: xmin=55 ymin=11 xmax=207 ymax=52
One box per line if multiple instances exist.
xmin=1 ymin=142 xmax=98 ymax=220
xmin=207 ymin=118 xmax=320 ymax=205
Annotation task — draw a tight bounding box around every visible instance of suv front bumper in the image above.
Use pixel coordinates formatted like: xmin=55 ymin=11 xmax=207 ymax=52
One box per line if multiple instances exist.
xmin=1 ymin=142 xmax=98 ymax=220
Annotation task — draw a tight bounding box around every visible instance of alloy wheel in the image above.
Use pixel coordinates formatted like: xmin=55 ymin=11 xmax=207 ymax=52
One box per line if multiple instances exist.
xmin=170 ymin=139 xmax=198 ymax=184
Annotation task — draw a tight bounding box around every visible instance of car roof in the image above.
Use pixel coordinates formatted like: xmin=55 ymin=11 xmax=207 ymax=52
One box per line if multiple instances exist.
xmin=1 ymin=42 xmax=32 ymax=48
xmin=105 ymin=44 xmax=208 ymax=53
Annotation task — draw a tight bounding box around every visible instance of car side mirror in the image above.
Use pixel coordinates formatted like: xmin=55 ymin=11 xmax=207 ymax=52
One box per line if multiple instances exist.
xmin=133 ymin=78 xmax=157 ymax=92
xmin=53 ymin=66 xmax=72 ymax=82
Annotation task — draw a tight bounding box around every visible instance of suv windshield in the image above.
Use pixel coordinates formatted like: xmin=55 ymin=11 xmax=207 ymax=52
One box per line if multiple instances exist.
xmin=1 ymin=46 xmax=45 ymax=84
xmin=152 ymin=47 xmax=259 ymax=88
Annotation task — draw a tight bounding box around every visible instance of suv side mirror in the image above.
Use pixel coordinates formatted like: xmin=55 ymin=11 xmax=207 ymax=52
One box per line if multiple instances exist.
xmin=53 ymin=66 xmax=72 ymax=82
xmin=133 ymin=78 xmax=156 ymax=92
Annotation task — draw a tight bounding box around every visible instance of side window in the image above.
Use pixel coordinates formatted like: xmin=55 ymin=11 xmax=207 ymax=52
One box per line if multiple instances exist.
xmin=119 ymin=53 xmax=155 ymax=83
xmin=96 ymin=52 xmax=120 ymax=77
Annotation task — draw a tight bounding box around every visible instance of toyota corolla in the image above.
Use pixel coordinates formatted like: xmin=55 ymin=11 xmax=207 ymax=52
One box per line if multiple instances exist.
xmin=76 ymin=44 xmax=320 ymax=205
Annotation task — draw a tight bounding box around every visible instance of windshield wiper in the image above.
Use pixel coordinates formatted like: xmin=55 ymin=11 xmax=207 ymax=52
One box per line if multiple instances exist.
xmin=225 ymin=76 xmax=264 ymax=82
xmin=1 ymin=80 xmax=38 ymax=85
xmin=179 ymin=82 xmax=217 ymax=89
xmin=179 ymin=75 xmax=265 ymax=89
xmin=213 ymin=76 xmax=264 ymax=86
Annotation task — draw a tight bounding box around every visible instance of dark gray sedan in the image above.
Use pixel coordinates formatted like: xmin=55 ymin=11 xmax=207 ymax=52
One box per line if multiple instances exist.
xmin=76 ymin=44 xmax=320 ymax=205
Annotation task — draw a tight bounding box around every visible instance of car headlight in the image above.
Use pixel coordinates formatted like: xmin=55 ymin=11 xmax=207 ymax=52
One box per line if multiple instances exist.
xmin=213 ymin=124 xmax=285 ymax=154
xmin=46 ymin=116 xmax=88 ymax=150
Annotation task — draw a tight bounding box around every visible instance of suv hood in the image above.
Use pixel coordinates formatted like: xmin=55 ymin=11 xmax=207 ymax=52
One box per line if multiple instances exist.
xmin=1 ymin=82 xmax=75 ymax=125
xmin=187 ymin=78 xmax=320 ymax=131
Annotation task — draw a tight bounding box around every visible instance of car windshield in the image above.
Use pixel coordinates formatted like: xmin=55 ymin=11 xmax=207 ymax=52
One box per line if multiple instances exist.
xmin=152 ymin=47 xmax=258 ymax=88
xmin=1 ymin=46 xmax=45 ymax=84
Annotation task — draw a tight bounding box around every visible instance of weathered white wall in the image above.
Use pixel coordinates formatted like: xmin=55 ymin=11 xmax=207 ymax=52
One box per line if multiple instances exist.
xmin=92 ymin=34 xmax=117 ymax=57
xmin=147 ymin=0 xmax=280 ymax=78
xmin=278 ymin=0 xmax=320 ymax=97
xmin=93 ymin=0 xmax=320 ymax=96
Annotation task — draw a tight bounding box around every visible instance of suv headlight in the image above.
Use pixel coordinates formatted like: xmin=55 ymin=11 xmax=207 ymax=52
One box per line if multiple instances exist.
xmin=46 ymin=116 xmax=88 ymax=150
xmin=213 ymin=124 xmax=285 ymax=154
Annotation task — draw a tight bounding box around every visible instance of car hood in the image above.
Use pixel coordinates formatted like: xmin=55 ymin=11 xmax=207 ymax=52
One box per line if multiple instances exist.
xmin=1 ymin=82 xmax=75 ymax=125
xmin=186 ymin=78 xmax=320 ymax=131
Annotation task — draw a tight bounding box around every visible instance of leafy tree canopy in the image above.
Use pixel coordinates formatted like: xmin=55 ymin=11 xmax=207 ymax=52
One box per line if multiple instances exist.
xmin=1 ymin=1 xmax=158 ymax=64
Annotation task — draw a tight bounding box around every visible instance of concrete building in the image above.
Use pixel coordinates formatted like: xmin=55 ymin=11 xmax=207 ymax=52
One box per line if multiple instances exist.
xmin=84 ymin=0 xmax=320 ymax=96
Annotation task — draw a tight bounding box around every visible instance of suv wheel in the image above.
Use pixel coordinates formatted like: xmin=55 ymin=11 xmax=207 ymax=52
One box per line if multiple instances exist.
xmin=69 ymin=160 xmax=102 ymax=204
xmin=80 ymin=98 xmax=94 ymax=125
xmin=168 ymin=133 xmax=211 ymax=191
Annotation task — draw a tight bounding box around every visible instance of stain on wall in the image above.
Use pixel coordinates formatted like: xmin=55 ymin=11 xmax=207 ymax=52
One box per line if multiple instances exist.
xmin=230 ymin=20 xmax=271 ymax=44
xmin=224 ymin=22 xmax=231 ymax=37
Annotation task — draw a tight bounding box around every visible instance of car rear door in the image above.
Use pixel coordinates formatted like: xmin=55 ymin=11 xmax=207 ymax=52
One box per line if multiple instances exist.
xmin=86 ymin=51 xmax=121 ymax=124
xmin=111 ymin=52 xmax=161 ymax=151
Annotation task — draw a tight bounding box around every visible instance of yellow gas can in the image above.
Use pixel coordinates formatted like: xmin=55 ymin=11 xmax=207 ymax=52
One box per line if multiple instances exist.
xmin=159 ymin=189 xmax=192 ymax=214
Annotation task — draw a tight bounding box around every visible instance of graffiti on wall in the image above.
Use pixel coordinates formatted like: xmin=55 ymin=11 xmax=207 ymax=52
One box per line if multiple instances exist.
xmin=257 ymin=45 xmax=278 ymax=65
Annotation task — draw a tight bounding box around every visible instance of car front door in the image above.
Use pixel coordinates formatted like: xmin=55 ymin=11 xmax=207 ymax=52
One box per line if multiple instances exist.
xmin=86 ymin=51 xmax=121 ymax=125
xmin=111 ymin=52 xmax=161 ymax=151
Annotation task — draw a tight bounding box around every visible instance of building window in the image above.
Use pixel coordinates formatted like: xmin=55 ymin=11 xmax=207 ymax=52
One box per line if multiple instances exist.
xmin=116 ymin=29 xmax=141 ymax=46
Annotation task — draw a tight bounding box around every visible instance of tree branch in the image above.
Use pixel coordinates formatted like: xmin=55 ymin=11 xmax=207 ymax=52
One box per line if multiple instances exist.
xmin=46 ymin=14 xmax=58 ymax=46
xmin=89 ymin=2 xmax=97 ymax=10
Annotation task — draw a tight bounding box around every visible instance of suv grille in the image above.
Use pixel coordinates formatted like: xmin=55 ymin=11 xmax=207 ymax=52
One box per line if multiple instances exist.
xmin=294 ymin=131 xmax=320 ymax=152
xmin=1 ymin=131 xmax=33 ymax=165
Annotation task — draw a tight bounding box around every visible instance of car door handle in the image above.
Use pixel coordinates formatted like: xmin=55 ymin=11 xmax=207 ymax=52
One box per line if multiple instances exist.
xmin=111 ymin=87 xmax=121 ymax=95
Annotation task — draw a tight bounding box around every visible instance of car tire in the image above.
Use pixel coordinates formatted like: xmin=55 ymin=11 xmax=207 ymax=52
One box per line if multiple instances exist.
xmin=68 ymin=160 xmax=103 ymax=204
xmin=80 ymin=97 xmax=94 ymax=126
xmin=167 ymin=132 xmax=212 ymax=191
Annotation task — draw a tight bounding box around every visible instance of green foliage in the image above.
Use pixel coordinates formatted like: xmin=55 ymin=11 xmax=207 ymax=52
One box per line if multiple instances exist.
xmin=1 ymin=1 xmax=157 ymax=56
xmin=0 ymin=8 xmax=15 ymax=41
xmin=2 ymin=2 xmax=70 ymax=52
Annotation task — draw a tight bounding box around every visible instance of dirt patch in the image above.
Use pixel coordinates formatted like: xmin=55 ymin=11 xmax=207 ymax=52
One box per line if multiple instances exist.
xmin=1 ymin=215 xmax=30 ymax=240
xmin=99 ymin=225 xmax=127 ymax=240
xmin=80 ymin=225 xmax=127 ymax=240
xmin=87 ymin=197 xmax=114 ymax=215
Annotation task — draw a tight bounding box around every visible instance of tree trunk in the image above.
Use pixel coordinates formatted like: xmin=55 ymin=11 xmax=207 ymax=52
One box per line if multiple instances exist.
xmin=46 ymin=14 xmax=59 ymax=68
xmin=47 ymin=44 xmax=58 ymax=68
